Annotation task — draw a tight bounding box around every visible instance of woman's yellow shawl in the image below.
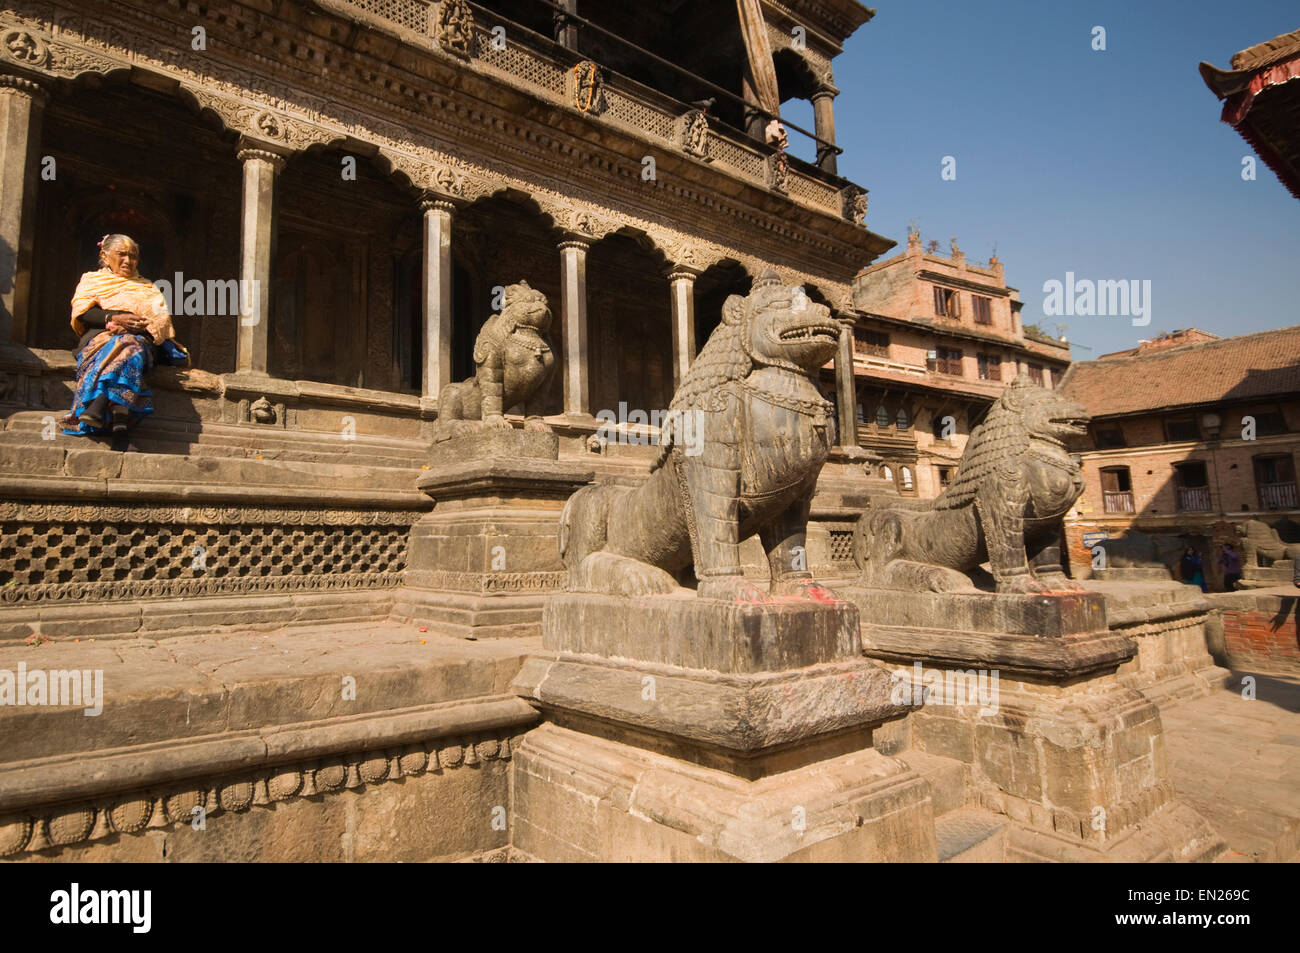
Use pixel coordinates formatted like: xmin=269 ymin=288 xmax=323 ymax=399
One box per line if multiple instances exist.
xmin=70 ymin=268 xmax=176 ymax=344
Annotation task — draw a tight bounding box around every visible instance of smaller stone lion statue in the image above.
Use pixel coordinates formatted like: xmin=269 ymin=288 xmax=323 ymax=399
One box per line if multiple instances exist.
xmin=854 ymin=375 xmax=1091 ymax=594
xmin=436 ymin=281 xmax=555 ymax=435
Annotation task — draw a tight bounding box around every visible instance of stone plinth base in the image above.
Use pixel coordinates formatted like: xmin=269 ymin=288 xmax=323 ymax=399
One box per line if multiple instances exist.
xmin=900 ymin=673 xmax=1222 ymax=860
xmin=841 ymin=587 xmax=1134 ymax=680
xmin=511 ymin=722 xmax=936 ymax=862
xmin=517 ymin=593 xmax=909 ymax=761
xmin=392 ymin=430 xmax=592 ymax=638
xmin=510 ymin=593 xmax=933 ymax=861
xmin=1085 ymin=580 xmax=1231 ymax=705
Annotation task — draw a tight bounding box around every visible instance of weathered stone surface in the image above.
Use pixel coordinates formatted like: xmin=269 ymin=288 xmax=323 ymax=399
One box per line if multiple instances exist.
xmin=843 ymin=586 xmax=1134 ymax=680
xmin=400 ymin=454 xmax=593 ymax=638
xmin=511 ymin=723 xmax=936 ymax=863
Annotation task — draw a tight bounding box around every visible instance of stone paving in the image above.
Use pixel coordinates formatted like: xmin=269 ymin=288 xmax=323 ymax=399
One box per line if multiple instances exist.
xmin=1161 ymin=670 xmax=1300 ymax=862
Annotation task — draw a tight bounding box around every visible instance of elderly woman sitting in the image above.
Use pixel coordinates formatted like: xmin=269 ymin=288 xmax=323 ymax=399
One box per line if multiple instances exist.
xmin=61 ymin=234 xmax=188 ymax=447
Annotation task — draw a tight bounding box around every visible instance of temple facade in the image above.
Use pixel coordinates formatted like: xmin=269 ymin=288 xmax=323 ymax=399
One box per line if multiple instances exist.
xmin=0 ymin=0 xmax=891 ymax=620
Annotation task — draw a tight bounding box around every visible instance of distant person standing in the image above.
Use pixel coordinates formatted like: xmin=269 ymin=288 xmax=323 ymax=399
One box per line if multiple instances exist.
xmin=1180 ymin=546 xmax=1207 ymax=592
xmin=1218 ymin=542 xmax=1243 ymax=591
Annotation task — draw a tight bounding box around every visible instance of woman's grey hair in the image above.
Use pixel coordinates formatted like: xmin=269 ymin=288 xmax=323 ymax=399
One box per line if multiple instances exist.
xmin=98 ymin=233 xmax=138 ymax=259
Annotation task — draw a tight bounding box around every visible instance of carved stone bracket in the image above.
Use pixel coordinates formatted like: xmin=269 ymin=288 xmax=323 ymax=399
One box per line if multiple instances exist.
xmin=190 ymin=86 xmax=342 ymax=153
xmin=435 ymin=0 xmax=476 ymax=59
xmin=841 ymin=185 xmax=868 ymax=226
xmin=569 ymin=60 xmax=606 ymax=115
xmin=765 ymin=153 xmax=790 ymax=194
xmin=677 ymin=109 xmax=711 ymax=160
xmin=1 ymin=28 xmax=49 ymax=68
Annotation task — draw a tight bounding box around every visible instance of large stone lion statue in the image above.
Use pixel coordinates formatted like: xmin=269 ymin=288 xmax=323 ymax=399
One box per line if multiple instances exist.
xmin=436 ymin=280 xmax=554 ymax=434
xmin=853 ymin=375 xmax=1090 ymax=594
xmin=559 ymin=271 xmax=843 ymax=601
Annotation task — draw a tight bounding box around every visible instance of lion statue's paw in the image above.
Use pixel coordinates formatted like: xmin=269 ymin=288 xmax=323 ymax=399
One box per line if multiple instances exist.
xmin=697 ymin=575 xmax=772 ymax=603
xmin=771 ymin=577 xmax=840 ymax=603
xmin=572 ymin=552 xmax=677 ymax=597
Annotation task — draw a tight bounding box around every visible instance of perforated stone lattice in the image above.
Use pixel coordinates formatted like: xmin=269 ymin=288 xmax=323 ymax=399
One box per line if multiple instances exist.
xmin=349 ymin=0 xmax=430 ymax=34
xmin=0 ymin=504 xmax=415 ymax=604
xmin=828 ymin=528 xmax=855 ymax=565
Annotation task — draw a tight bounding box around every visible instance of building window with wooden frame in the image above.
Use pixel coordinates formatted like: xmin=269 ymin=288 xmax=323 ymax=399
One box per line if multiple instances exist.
xmin=853 ymin=328 xmax=890 ymax=358
xmin=1249 ymin=408 xmax=1288 ymax=436
xmin=1173 ymin=461 xmax=1211 ymax=512
xmin=1101 ymin=466 xmax=1134 ymax=514
xmin=972 ymin=295 xmax=992 ymax=325
xmin=933 ymin=285 xmax=959 ymax=319
xmin=1028 ymin=363 xmax=1046 ymax=387
xmin=896 ymin=407 xmax=910 ymax=430
xmin=875 ymin=405 xmax=890 ymax=428
xmin=1254 ymin=454 xmax=1298 ymax=510
xmin=936 ymin=347 xmax=964 ymax=376
xmin=1163 ymin=416 xmax=1200 ymax=443
xmin=1093 ymin=425 xmax=1126 ymax=449
xmin=937 ymin=466 xmax=953 ymax=489
xmin=977 ymin=353 xmax=1001 ymax=381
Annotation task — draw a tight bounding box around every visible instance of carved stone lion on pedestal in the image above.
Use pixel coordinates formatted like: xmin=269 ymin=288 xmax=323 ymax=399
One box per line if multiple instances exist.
xmin=854 ymin=375 xmax=1091 ymax=594
xmin=559 ymin=271 xmax=844 ymax=601
xmin=435 ymin=281 xmax=555 ymax=436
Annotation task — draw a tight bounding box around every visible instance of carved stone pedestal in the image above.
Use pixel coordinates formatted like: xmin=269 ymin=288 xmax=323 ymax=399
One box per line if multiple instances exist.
xmin=390 ymin=430 xmax=593 ymax=638
xmin=843 ymin=587 xmax=1133 ymax=680
xmin=509 ymin=594 xmax=936 ymax=862
xmin=842 ymin=587 xmax=1226 ymax=862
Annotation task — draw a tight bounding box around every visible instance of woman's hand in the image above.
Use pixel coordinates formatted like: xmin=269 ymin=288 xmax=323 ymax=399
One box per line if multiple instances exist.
xmin=109 ymin=312 xmax=149 ymax=334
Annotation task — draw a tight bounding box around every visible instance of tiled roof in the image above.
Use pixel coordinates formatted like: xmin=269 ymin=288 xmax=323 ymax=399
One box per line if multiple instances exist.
xmin=1059 ymin=325 xmax=1300 ymax=418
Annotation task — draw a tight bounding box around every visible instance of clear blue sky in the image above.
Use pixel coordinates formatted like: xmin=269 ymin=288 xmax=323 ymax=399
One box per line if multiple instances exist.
xmin=782 ymin=0 xmax=1299 ymax=359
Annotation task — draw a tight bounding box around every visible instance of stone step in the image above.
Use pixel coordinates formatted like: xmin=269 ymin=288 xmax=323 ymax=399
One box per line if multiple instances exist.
xmin=899 ymin=749 xmax=969 ymax=816
xmin=935 ymin=807 xmax=1008 ymax=862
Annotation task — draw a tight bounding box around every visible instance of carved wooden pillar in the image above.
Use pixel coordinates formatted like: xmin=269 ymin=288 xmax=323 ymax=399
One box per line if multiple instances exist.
xmin=835 ymin=319 xmax=858 ymax=447
xmin=421 ymin=196 xmax=455 ymax=401
xmin=235 ymin=146 xmax=286 ymax=374
xmin=669 ymin=268 xmax=698 ymax=391
xmin=558 ymin=237 xmax=591 ymax=416
xmin=0 ymin=74 xmax=47 ymax=345
xmin=553 ymin=0 xmax=580 ymax=50
xmin=811 ymin=82 xmax=839 ymax=175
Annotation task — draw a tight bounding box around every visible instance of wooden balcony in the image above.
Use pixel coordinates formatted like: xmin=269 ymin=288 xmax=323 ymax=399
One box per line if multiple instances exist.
xmin=1176 ymin=486 xmax=1211 ymax=512
xmin=1103 ymin=490 xmax=1135 ymax=514
xmin=1259 ymin=481 xmax=1300 ymax=511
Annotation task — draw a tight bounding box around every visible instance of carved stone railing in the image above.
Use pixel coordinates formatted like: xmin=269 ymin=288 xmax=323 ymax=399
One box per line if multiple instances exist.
xmin=333 ymin=0 xmax=855 ymax=222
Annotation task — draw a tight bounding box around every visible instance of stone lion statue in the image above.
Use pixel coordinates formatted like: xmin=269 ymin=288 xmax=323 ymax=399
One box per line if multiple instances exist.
xmin=436 ymin=281 xmax=555 ymax=434
xmin=559 ymin=271 xmax=843 ymax=601
xmin=854 ymin=375 xmax=1090 ymax=594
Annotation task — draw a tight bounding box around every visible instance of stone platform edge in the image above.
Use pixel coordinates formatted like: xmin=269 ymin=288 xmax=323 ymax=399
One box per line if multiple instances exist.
xmin=0 ymin=692 xmax=538 ymax=858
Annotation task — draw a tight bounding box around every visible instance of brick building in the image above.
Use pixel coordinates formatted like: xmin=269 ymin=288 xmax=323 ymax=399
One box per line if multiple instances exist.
xmin=1059 ymin=326 xmax=1300 ymax=584
xmin=848 ymin=229 xmax=1071 ymax=499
